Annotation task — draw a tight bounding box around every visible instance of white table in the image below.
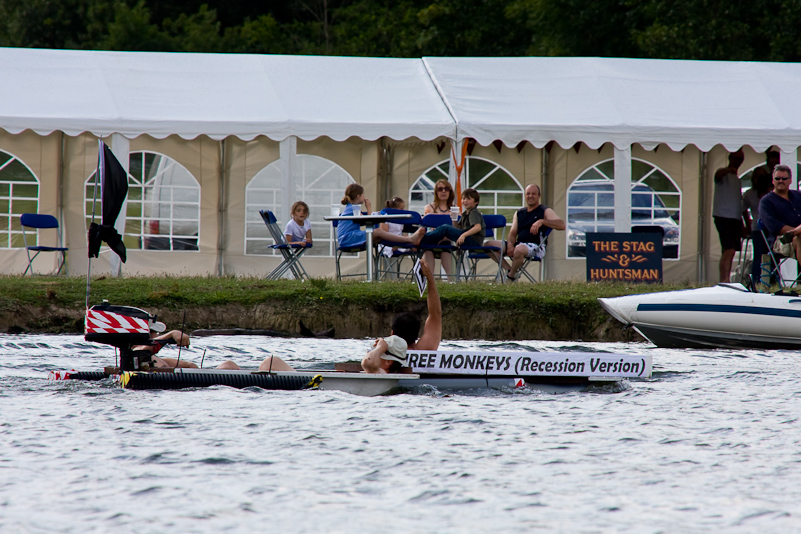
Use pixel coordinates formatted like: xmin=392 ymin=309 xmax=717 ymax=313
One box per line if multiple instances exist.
xmin=325 ymin=213 xmax=412 ymax=281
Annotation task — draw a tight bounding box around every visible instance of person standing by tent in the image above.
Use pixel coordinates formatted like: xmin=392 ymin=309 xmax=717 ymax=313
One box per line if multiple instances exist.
xmin=712 ymin=149 xmax=747 ymax=283
xmin=743 ymin=150 xmax=778 ymax=285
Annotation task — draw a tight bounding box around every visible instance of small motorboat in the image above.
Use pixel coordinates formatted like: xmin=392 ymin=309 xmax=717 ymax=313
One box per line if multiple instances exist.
xmin=599 ymin=283 xmax=801 ymax=349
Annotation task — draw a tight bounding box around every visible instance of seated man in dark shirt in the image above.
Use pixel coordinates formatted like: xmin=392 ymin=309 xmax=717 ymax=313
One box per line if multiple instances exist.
xmin=759 ymin=164 xmax=801 ymax=264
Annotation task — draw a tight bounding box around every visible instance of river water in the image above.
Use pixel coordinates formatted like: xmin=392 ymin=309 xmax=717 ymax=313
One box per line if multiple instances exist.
xmin=1 ymin=334 xmax=800 ymax=533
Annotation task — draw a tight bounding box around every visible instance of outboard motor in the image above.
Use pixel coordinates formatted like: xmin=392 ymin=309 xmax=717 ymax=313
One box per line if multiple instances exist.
xmin=85 ymin=302 xmax=156 ymax=371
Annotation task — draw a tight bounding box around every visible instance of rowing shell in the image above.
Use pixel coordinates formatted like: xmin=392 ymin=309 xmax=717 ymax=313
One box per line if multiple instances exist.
xmin=50 ymin=350 xmax=652 ymax=396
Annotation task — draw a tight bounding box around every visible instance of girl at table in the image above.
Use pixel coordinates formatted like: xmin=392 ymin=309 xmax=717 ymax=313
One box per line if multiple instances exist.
xmin=378 ymin=196 xmax=410 ymax=257
xmin=337 ymin=184 xmax=425 ymax=248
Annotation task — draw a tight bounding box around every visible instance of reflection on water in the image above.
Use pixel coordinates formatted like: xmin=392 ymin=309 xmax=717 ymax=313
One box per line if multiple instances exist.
xmin=2 ymin=334 xmax=800 ymax=532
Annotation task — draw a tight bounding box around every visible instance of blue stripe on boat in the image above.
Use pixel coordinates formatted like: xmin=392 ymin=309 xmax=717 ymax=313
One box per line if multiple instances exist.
xmin=637 ymin=303 xmax=801 ymax=319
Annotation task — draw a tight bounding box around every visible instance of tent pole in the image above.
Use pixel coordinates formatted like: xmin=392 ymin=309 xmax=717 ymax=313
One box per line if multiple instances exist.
xmin=697 ymin=150 xmax=708 ymax=284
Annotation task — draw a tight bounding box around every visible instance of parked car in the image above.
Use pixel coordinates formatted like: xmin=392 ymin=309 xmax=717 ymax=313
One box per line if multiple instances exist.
xmin=566 ymin=181 xmax=680 ymax=258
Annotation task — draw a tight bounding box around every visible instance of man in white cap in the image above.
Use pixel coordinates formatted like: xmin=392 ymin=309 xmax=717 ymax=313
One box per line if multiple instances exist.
xmin=360 ymin=335 xmax=408 ymax=374
xmin=133 ymin=319 xmax=194 ymax=368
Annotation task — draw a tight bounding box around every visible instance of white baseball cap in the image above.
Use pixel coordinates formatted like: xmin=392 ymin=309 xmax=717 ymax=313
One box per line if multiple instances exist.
xmin=380 ymin=335 xmax=408 ymax=364
xmin=148 ymin=319 xmax=166 ymax=333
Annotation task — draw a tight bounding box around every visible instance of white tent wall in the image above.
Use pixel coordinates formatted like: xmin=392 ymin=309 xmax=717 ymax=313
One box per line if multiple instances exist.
xmin=223 ymin=137 xmax=280 ymax=277
xmin=297 ymin=136 xmax=378 ymax=279
xmin=0 ymin=130 xmax=63 ymax=274
xmin=549 ymin=142 xmax=706 ymax=282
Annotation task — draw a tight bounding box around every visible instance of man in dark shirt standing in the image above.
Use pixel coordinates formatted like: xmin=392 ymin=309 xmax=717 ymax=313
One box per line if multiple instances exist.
xmin=488 ymin=184 xmax=565 ymax=281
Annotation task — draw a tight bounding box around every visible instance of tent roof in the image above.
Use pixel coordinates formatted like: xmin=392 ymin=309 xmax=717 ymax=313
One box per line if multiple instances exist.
xmin=0 ymin=48 xmax=455 ymax=141
xmin=1 ymin=48 xmax=800 ymax=151
xmin=423 ymin=56 xmax=801 ymax=152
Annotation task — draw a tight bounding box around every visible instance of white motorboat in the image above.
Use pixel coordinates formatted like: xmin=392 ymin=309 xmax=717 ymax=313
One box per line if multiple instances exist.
xmin=599 ymin=283 xmax=801 ymax=349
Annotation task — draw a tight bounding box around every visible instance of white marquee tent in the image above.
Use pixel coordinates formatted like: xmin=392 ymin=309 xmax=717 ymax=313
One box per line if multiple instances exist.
xmin=3 ymin=48 xmax=800 ymax=151
xmin=1 ymin=48 xmax=800 ymax=280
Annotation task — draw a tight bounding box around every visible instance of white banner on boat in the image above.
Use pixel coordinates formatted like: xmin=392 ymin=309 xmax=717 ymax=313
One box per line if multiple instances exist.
xmin=407 ymin=351 xmax=652 ymax=378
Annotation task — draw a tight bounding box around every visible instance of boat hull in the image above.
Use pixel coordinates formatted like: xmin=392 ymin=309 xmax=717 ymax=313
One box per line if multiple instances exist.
xmin=599 ymin=283 xmax=801 ymax=349
xmin=53 ymin=350 xmax=652 ymax=395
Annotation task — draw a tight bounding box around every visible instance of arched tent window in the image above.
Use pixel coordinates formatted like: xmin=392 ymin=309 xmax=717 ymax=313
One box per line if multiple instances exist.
xmin=245 ymin=155 xmax=355 ymax=256
xmin=409 ymin=157 xmax=523 ymax=224
xmin=0 ymin=151 xmax=39 ymax=249
xmin=566 ymin=159 xmax=681 ymax=259
xmin=85 ymin=151 xmax=201 ymax=251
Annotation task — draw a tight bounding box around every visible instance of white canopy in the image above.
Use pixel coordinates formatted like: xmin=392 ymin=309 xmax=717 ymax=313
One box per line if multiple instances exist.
xmin=1 ymin=48 xmax=801 ymax=151
xmin=0 ymin=48 xmax=455 ymax=141
xmin=423 ymin=56 xmax=801 ymax=152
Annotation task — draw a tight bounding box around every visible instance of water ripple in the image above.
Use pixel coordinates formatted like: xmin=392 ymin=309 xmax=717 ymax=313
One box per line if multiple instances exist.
xmin=1 ymin=334 xmax=801 ymax=532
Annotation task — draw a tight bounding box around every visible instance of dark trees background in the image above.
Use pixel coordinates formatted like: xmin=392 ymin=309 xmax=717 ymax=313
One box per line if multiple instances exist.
xmin=0 ymin=0 xmax=799 ymax=61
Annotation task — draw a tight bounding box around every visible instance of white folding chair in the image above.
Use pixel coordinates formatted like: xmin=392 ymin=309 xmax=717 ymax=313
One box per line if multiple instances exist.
xmin=259 ymin=210 xmax=312 ymax=281
xmin=757 ymin=219 xmax=801 ymax=290
xmin=21 ymin=213 xmax=68 ymax=276
xmin=331 ymin=218 xmax=367 ymax=281
xmin=516 ymin=227 xmax=552 ymax=283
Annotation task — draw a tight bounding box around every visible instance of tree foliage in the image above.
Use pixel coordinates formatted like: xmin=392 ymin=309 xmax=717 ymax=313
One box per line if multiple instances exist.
xmin=0 ymin=0 xmax=799 ymax=61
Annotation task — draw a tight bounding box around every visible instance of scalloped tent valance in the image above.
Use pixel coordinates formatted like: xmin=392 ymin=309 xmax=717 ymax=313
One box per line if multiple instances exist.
xmin=0 ymin=48 xmax=799 ymax=152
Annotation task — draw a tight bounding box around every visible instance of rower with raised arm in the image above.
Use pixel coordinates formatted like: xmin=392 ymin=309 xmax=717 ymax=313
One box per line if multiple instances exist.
xmin=255 ymin=257 xmax=443 ymax=372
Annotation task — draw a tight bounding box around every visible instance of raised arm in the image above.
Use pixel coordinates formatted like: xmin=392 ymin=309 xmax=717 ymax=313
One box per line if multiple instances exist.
xmin=413 ymin=258 xmax=441 ymax=351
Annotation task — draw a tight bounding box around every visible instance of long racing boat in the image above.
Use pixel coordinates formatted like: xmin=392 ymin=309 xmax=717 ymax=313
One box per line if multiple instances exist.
xmin=599 ymin=283 xmax=801 ymax=349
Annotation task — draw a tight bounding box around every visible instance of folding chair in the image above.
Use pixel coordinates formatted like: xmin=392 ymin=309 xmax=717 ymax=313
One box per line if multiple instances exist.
xmin=515 ymin=227 xmax=553 ymax=283
xmin=374 ymin=208 xmax=422 ymax=280
xmin=757 ymin=219 xmax=801 ymax=290
xmin=21 ymin=213 xmax=68 ymax=276
xmin=331 ymin=218 xmax=367 ymax=281
xmin=259 ymin=210 xmax=312 ymax=281
xmin=456 ymin=214 xmax=506 ymax=282
xmin=417 ymin=214 xmax=459 ymax=280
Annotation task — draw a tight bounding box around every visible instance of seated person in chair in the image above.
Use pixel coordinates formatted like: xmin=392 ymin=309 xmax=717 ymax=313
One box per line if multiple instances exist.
xmin=336 ymin=184 xmax=425 ymax=248
xmin=759 ymin=164 xmax=801 ymax=265
xmin=487 ymin=184 xmax=565 ymax=281
xmin=419 ymin=188 xmax=486 ymax=266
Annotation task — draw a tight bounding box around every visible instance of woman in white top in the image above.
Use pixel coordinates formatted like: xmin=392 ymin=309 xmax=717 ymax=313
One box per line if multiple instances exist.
xmin=284 ymin=201 xmax=312 ymax=246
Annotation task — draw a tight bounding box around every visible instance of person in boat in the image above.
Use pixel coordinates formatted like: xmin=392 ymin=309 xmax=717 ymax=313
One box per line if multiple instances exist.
xmin=486 ymin=183 xmax=565 ymax=282
xmin=759 ymin=164 xmax=801 ymax=265
xmin=254 ymin=257 xmax=442 ymax=372
xmin=132 ymin=319 xmax=196 ymax=369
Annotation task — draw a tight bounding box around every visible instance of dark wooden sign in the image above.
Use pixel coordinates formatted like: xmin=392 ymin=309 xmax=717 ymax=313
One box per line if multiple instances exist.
xmin=586 ymin=233 xmax=662 ymax=283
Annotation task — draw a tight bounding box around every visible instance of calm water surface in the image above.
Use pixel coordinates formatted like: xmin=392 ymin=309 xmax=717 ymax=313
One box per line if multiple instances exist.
xmin=1 ymin=334 xmax=800 ymax=533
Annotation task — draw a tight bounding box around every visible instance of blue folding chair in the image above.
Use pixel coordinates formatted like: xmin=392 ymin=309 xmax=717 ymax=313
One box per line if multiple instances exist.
xmin=259 ymin=210 xmax=312 ymax=281
xmin=417 ymin=214 xmax=459 ymax=280
xmin=21 ymin=213 xmax=68 ymax=276
xmin=456 ymin=214 xmax=507 ymax=282
xmin=374 ymin=208 xmax=422 ymax=280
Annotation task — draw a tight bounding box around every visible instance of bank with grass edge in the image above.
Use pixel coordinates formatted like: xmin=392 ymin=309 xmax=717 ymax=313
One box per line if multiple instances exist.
xmin=0 ymin=276 xmax=703 ymax=342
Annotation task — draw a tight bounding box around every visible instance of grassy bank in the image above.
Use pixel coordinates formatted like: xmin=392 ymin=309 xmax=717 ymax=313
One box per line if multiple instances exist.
xmin=0 ymin=275 xmax=703 ymax=341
